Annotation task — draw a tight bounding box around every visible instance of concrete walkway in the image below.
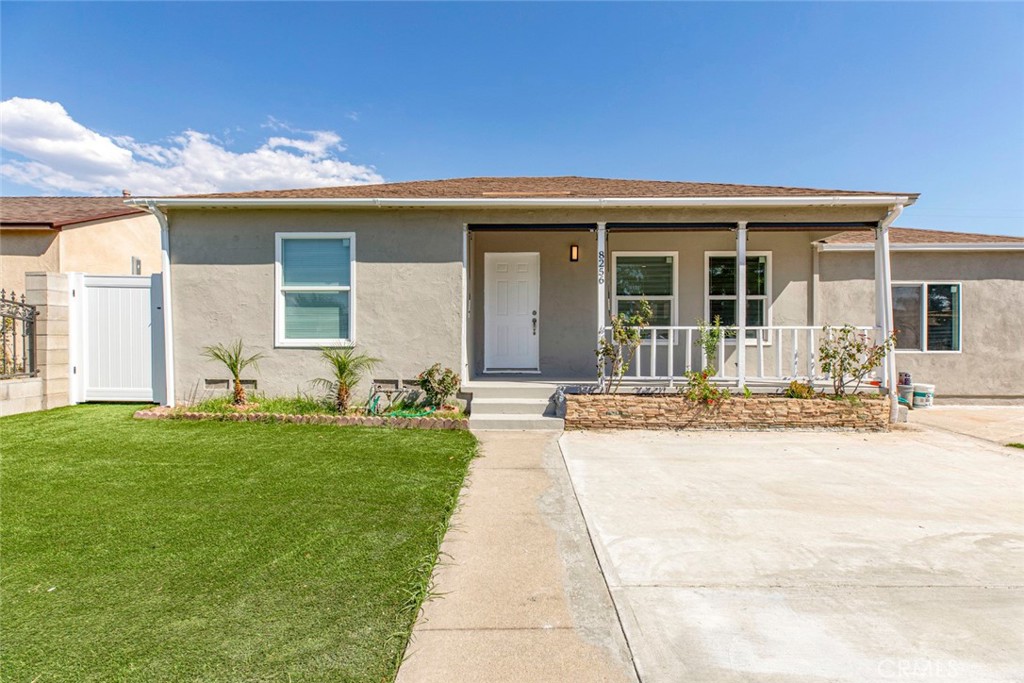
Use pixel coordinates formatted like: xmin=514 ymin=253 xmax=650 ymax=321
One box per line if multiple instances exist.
xmin=396 ymin=431 xmax=636 ymax=683
xmin=561 ymin=429 xmax=1024 ymax=682
xmin=910 ymin=405 xmax=1024 ymax=445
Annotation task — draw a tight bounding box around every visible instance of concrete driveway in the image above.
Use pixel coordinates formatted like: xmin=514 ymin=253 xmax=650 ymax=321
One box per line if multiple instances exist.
xmin=909 ymin=405 xmax=1024 ymax=445
xmin=560 ymin=429 xmax=1024 ymax=682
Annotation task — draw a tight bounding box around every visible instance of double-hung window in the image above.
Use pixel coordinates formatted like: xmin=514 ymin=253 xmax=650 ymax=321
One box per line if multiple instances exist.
xmin=892 ymin=282 xmax=961 ymax=352
xmin=612 ymin=253 xmax=676 ymax=342
xmin=275 ymin=232 xmax=355 ymax=347
xmin=705 ymin=252 xmax=771 ymax=340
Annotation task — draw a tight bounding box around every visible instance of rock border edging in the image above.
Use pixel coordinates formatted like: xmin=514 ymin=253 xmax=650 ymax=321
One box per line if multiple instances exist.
xmin=134 ymin=408 xmax=469 ymax=430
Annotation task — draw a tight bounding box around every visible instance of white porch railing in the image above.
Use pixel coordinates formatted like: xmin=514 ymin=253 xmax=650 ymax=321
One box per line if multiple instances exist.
xmin=602 ymin=325 xmax=879 ymax=386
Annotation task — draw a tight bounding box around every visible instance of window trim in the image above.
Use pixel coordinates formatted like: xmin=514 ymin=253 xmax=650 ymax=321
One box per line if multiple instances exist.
xmin=892 ymin=281 xmax=962 ymax=354
xmin=274 ymin=232 xmax=356 ymax=348
xmin=703 ymin=250 xmax=773 ymax=345
xmin=611 ymin=251 xmax=678 ymax=345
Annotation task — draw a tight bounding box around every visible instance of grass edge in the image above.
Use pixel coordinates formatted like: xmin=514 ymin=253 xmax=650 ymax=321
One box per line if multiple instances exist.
xmin=383 ymin=438 xmax=480 ymax=680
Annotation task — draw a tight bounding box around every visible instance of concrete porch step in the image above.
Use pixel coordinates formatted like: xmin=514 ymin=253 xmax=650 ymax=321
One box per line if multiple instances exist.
xmin=468 ymin=414 xmax=566 ymax=431
xmin=463 ymin=382 xmax=561 ymax=400
xmin=471 ymin=396 xmax=554 ymax=415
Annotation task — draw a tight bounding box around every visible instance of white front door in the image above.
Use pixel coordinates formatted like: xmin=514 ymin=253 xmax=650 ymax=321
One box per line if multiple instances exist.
xmin=484 ymin=252 xmax=540 ymax=371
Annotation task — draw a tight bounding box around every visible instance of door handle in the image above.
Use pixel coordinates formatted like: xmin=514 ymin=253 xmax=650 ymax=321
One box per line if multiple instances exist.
xmin=532 ymin=317 xmax=537 ymax=335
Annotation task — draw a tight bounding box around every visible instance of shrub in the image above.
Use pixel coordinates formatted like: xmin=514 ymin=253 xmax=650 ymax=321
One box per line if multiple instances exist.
xmin=681 ymin=370 xmax=731 ymax=405
xmin=784 ymin=381 xmax=816 ymax=399
xmin=202 ymin=339 xmax=265 ymax=406
xmin=596 ymin=299 xmax=652 ymax=393
xmin=418 ymin=363 xmax=461 ymax=408
xmin=818 ymin=325 xmax=896 ymax=396
xmin=313 ymin=348 xmax=380 ymax=412
xmin=696 ymin=315 xmax=732 ymax=375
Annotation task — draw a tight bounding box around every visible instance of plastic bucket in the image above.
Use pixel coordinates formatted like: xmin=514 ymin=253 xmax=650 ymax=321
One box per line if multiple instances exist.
xmin=897 ymin=384 xmax=915 ymax=407
xmin=912 ymin=384 xmax=935 ymax=409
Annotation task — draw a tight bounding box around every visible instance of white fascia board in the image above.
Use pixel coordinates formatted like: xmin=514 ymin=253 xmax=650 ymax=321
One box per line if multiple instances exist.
xmin=127 ymin=195 xmax=913 ymax=210
xmin=819 ymin=242 xmax=1024 ymax=252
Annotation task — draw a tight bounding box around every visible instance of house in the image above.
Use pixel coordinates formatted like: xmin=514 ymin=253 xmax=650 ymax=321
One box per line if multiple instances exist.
xmin=128 ymin=177 xmax=1023 ymax=424
xmin=0 ymin=196 xmax=161 ymax=293
xmin=817 ymin=227 xmax=1024 ymax=402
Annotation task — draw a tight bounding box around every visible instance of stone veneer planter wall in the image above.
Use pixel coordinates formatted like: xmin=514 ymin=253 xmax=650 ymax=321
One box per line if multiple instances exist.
xmin=134 ymin=408 xmax=469 ymax=430
xmin=564 ymin=394 xmax=890 ymax=432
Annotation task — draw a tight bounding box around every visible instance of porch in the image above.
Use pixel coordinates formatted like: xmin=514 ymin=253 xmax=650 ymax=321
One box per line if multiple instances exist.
xmin=464 ymin=218 xmax=900 ymax=393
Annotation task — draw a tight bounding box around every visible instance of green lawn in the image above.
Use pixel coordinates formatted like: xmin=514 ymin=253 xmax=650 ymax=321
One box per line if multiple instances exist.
xmin=1 ymin=404 xmax=476 ymax=682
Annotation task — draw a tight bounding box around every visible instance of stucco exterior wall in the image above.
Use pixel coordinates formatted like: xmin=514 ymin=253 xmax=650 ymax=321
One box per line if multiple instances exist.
xmin=0 ymin=213 xmax=160 ymax=294
xmin=168 ymin=209 xmax=464 ymax=401
xmin=166 ymin=204 xmax=889 ymax=402
xmin=471 ymin=227 xmax=835 ymax=377
xmin=60 ymin=213 xmax=161 ymax=275
xmin=819 ymin=250 xmax=1024 ymax=399
xmin=0 ymin=229 xmax=60 ymax=293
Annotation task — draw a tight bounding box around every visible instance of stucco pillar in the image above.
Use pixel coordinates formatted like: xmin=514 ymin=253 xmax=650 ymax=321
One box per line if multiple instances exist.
xmin=24 ymin=272 xmax=70 ymax=410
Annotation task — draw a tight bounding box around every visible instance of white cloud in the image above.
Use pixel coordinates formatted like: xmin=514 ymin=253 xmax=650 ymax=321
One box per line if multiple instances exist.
xmin=0 ymin=97 xmax=383 ymax=195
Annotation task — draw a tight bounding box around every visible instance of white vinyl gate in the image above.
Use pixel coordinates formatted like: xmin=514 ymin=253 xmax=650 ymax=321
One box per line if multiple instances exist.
xmin=69 ymin=274 xmax=165 ymax=404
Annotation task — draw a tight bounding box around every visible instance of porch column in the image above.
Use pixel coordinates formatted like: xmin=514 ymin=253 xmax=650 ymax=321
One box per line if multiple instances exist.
xmin=876 ymin=221 xmax=899 ymax=420
xmin=596 ymin=222 xmax=607 ymax=388
xmin=735 ymin=222 xmax=747 ymax=387
xmin=460 ymin=223 xmax=469 ymax=383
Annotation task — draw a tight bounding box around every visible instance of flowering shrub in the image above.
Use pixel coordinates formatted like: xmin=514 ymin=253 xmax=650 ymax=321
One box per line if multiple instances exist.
xmin=818 ymin=325 xmax=897 ymax=396
xmin=417 ymin=363 xmax=461 ymax=408
xmin=596 ymin=299 xmax=653 ymax=394
xmin=681 ymin=370 xmax=731 ymax=405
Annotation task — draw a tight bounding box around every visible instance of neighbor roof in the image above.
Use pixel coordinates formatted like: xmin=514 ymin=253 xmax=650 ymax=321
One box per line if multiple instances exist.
xmin=0 ymin=197 xmax=146 ymax=229
xmin=825 ymin=227 xmax=1024 ymax=245
xmin=183 ymin=176 xmax=918 ymax=200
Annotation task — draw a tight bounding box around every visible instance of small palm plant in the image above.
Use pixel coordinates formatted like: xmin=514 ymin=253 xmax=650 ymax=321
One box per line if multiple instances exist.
xmin=314 ymin=348 xmax=381 ymax=412
xmin=202 ymin=339 xmax=265 ymax=406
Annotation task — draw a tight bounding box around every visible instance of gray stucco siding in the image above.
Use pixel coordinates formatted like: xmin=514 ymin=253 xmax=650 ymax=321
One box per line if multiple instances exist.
xmin=819 ymin=250 xmax=1024 ymax=399
xmin=470 ymin=228 xmax=837 ymax=378
xmin=169 ymin=209 xmax=464 ymax=401
xmin=166 ymin=204 xmax=897 ymax=401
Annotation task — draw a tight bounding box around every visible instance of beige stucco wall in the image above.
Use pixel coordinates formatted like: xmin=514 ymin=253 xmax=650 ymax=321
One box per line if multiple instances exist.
xmin=167 ymin=204 xmax=889 ymax=400
xmin=0 ymin=213 xmax=160 ymax=294
xmin=819 ymin=250 xmax=1024 ymax=399
xmin=0 ymin=229 xmax=60 ymax=294
xmin=60 ymin=213 xmax=161 ymax=275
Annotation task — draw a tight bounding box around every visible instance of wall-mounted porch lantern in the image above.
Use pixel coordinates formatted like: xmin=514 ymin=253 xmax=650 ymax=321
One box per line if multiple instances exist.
xmin=569 ymin=244 xmax=579 ymax=262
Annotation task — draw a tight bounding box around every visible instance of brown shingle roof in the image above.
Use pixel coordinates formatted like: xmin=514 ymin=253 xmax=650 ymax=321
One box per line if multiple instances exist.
xmin=0 ymin=196 xmax=144 ymax=229
xmin=183 ymin=176 xmax=917 ymax=200
xmin=826 ymin=227 xmax=1024 ymax=245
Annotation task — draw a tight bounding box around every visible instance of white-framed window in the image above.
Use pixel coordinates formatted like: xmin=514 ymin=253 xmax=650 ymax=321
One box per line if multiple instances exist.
xmin=275 ymin=232 xmax=355 ymax=347
xmin=892 ymin=282 xmax=962 ymax=353
xmin=704 ymin=251 xmax=772 ymax=341
xmin=611 ymin=252 xmax=677 ymax=343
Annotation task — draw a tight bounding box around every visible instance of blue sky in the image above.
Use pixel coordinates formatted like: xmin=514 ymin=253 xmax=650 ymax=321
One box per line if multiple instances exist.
xmin=1 ymin=2 xmax=1022 ymax=235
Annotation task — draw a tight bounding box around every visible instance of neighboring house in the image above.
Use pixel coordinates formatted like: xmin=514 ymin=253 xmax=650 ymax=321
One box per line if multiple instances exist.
xmin=129 ymin=176 xmax=1023 ymax=413
xmin=0 ymin=196 xmax=161 ymax=293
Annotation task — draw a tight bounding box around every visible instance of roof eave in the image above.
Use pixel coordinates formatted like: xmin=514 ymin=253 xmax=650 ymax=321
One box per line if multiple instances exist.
xmin=819 ymin=242 xmax=1024 ymax=252
xmin=129 ymin=194 xmax=916 ymax=210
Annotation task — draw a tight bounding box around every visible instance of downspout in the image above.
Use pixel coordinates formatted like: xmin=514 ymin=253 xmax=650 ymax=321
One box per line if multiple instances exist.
xmin=878 ymin=203 xmax=904 ymax=422
xmin=147 ymin=201 xmax=175 ymax=407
